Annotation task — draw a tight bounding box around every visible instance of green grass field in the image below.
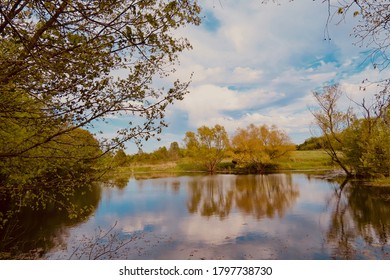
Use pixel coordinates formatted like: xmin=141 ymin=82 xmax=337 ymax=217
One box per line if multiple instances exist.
xmin=277 ymin=150 xmax=335 ymax=171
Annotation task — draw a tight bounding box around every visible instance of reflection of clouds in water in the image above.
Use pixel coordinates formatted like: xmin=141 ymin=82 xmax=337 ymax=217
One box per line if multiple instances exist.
xmin=176 ymin=214 xmax=330 ymax=259
xmin=45 ymin=174 xmax=390 ymax=259
xmin=179 ymin=214 xmax=260 ymax=245
xmin=120 ymin=215 xmax=166 ymax=234
xmin=291 ymin=175 xmax=332 ymax=203
xmin=57 ymin=174 xmax=306 ymax=257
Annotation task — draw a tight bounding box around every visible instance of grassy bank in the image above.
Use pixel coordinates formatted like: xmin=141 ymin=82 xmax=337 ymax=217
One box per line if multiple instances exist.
xmin=107 ymin=150 xmax=390 ymax=186
xmin=112 ymin=150 xmax=335 ymax=174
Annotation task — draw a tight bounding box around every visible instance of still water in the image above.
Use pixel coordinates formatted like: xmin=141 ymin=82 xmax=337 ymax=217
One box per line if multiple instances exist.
xmin=11 ymin=173 xmax=390 ymax=259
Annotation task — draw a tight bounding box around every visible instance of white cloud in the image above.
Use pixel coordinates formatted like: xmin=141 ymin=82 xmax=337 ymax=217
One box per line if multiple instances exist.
xmin=110 ymin=0 xmax=382 ymax=152
xmin=176 ymin=84 xmax=284 ymax=128
xmin=233 ymin=67 xmax=263 ymax=82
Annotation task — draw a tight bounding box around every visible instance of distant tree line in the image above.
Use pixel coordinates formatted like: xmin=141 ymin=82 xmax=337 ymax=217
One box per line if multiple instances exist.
xmin=115 ymin=123 xmax=296 ymax=173
xmin=112 ymin=141 xmax=184 ymax=166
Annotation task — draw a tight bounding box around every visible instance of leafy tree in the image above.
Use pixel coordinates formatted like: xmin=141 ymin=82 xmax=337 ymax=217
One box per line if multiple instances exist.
xmin=168 ymin=141 xmax=181 ymax=160
xmin=311 ymin=84 xmax=390 ymax=178
xmin=0 ymin=1 xmax=201 ymax=227
xmin=127 ymin=144 xmax=182 ymax=164
xmin=113 ymin=149 xmax=128 ymax=167
xmin=231 ymin=123 xmax=295 ymax=173
xmin=184 ymin=125 xmax=230 ymax=173
xmin=0 ymin=0 xmax=201 ymax=158
xmin=0 ymin=126 xmax=102 ymax=230
xmin=342 ymin=113 xmax=390 ymax=178
xmin=151 ymin=146 xmax=169 ymax=161
xmin=311 ymin=84 xmax=355 ymax=176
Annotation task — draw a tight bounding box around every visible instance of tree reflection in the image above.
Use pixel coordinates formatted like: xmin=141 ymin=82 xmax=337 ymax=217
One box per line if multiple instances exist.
xmin=187 ymin=176 xmax=234 ymax=219
xmin=326 ymin=180 xmax=390 ymax=259
xmin=112 ymin=176 xmax=131 ymax=189
xmin=235 ymin=174 xmax=299 ymax=219
xmin=0 ymin=183 xmax=101 ymax=259
xmin=187 ymin=174 xmax=299 ymax=220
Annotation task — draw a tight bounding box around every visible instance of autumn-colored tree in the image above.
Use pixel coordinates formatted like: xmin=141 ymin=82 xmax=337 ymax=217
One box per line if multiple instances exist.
xmin=231 ymin=124 xmax=295 ymax=173
xmin=184 ymin=125 xmax=230 ymax=173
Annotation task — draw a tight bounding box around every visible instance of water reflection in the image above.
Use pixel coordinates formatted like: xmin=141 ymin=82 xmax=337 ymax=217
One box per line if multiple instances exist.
xmin=235 ymin=174 xmax=299 ymax=219
xmin=53 ymin=174 xmax=390 ymax=259
xmin=326 ymin=180 xmax=390 ymax=259
xmin=187 ymin=174 xmax=299 ymax=219
xmin=187 ymin=175 xmax=234 ymax=218
xmin=0 ymin=184 xmax=101 ymax=259
xmin=2 ymin=172 xmax=390 ymax=259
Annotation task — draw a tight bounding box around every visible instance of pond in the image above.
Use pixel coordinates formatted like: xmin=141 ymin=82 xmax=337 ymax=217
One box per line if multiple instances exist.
xmin=4 ymin=173 xmax=390 ymax=259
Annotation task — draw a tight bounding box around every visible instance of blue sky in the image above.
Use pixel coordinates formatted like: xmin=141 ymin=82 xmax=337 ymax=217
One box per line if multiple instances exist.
xmin=104 ymin=0 xmax=388 ymax=154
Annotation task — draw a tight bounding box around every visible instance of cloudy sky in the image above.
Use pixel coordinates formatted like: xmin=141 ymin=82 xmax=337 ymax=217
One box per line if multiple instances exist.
xmin=112 ymin=0 xmax=388 ymax=153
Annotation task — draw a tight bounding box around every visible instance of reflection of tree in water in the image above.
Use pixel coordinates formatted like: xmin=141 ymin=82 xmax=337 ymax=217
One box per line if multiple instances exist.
xmin=187 ymin=176 xmax=234 ymax=219
xmin=112 ymin=176 xmax=131 ymax=189
xmin=187 ymin=174 xmax=299 ymax=220
xmin=0 ymin=183 xmax=101 ymax=259
xmin=235 ymin=174 xmax=299 ymax=219
xmin=171 ymin=180 xmax=181 ymax=193
xmin=326 ymin=180 xmax=390 ymax=259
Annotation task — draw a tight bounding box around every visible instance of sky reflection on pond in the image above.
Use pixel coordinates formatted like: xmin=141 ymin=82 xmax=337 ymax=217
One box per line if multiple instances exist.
xmin=45 ymin=173 xmax=390 ymax=260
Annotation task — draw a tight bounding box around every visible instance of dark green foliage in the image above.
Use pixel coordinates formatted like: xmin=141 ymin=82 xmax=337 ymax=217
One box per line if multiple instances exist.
xmin=0 ymin=182 xmax=102 ymax=259
xmin=342 ymin=116 xmax=390 ymax=178
xmin=113 ymin=149 xmax=128 ymax=167
xmin=297 ymin=137 xmax=323 ymax=150
xmin=0 ymin=125 xmax=102 ymax=227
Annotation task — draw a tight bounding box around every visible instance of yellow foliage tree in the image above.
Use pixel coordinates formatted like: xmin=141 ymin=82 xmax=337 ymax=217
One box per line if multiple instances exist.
xmin=184 ymin=125 xmax=229 ymax=173
xmin=231 ymin=124 xmax=295 ymax=173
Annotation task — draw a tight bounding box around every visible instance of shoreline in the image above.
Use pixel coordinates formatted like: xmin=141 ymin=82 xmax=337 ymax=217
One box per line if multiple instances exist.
xmin=108 ymin=166 xmax=390 ymax=187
